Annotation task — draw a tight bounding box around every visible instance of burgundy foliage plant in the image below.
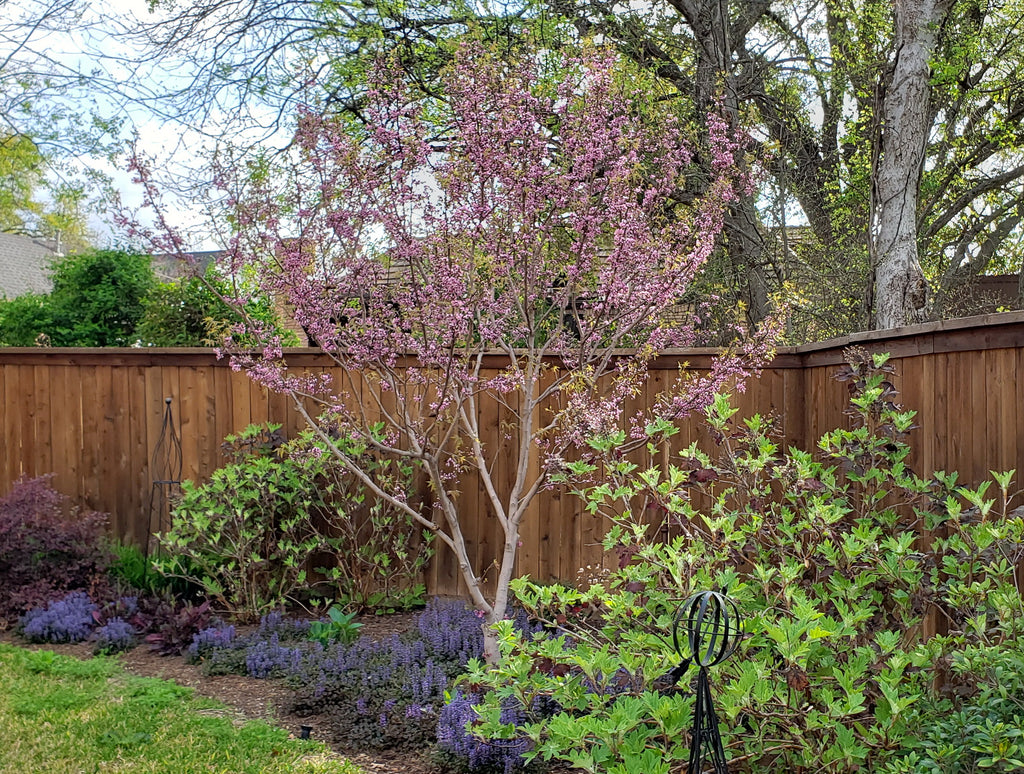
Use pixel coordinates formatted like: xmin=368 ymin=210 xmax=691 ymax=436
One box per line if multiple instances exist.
xmin=0 ymin=475 xmax=112 ymax=623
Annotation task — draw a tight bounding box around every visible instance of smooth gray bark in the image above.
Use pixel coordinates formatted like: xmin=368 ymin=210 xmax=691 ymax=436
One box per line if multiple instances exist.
xmin=871 ymin=0 xmax=952 ymax=329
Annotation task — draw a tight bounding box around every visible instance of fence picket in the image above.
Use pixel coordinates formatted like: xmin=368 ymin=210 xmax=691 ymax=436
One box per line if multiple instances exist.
xmin=2 ymin=313 xmax=1024 ymax=592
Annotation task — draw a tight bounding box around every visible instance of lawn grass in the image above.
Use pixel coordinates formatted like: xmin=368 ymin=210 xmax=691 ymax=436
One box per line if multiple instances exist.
xmin=0 ymin=643 xmax=361 ymax=774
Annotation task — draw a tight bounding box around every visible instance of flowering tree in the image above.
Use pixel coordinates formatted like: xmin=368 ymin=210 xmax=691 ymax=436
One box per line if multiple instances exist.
xmin=218 ymin=43 xmax=773 ymax=661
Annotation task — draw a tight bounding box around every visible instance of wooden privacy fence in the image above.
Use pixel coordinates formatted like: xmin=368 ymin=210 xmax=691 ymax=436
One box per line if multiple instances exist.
xmin=2 ymin=312 xmax=1024 ymax=596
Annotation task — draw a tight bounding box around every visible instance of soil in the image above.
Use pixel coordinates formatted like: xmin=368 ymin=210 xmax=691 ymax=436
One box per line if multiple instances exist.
xmin=0 ymin=612 xmax=442 ymax=774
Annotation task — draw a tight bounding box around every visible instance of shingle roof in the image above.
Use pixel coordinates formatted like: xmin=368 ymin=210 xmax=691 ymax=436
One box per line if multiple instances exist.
xmin=151 ymin=250 xmax=222 ymax=281
xmin=0 ymin=233 xmax=60 ymax=298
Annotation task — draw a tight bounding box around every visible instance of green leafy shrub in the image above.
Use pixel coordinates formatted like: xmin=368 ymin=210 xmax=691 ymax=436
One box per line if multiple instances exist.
xmin=136 ymin=266 xmax=299 ymax=347
xmin=307 ymin=423 xmax=433 ymax=613
xmin=159 ymin=423 xmax=429 ymax=620
xmin=887 ymin=640 xmax=1024 ymax=773
xmin=46 ymin=249 xmax=155 ymax=347
xmin=466 ymin=349 xmax=1024 ymax=774
xmin=158 ymin=425 xmax=326 ymax=621
xmin=0 ymin=292 xmax=53 ymax=346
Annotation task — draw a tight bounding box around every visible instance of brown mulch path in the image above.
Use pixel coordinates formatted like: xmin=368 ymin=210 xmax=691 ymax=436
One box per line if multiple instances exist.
xmin=0 ymin=612 xmax=439 ymax=774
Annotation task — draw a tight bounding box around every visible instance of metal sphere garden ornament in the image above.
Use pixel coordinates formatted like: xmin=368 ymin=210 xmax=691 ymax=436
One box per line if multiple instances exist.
xmin=672 ymin=590 xmax=742 ymax=774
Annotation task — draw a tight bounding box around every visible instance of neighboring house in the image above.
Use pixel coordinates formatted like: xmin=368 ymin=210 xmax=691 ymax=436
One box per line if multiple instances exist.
xmin=0 ymin=233 xmax=62 ymax=298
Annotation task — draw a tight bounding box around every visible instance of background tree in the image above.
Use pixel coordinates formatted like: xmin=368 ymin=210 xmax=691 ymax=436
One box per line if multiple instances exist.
xmin=0 ymin=292 xmax=51 ymax=346
xmin=46 ymin=249 xmax=154 ymax=346
xmin=0 ymin=250 xmax=154 ymax=346
xmin=126 ymin=0 xmax=1024 ymax=336
xmin=554 ymin=0 xmax=1024 ymax=331
xmin=0 ymin=249 xmax=296 ymax=347
xmin=202 ymin=44 xmax=774 ymax=660
xmin=1 ymin=0 xmax=124 ymax=247
xmin=136 ymin=266 xmax=299 ymax=347
xmin=0 ymin=133 xmax=45 ymax=233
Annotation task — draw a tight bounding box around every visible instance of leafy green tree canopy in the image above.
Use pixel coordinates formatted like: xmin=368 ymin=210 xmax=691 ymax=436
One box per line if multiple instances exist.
xmin=0 ymin=292 xmax=52 ymax=346
xmin=0 ymin=249 xmax=298 ymax=347
xmin=136 ymin=267 xmax=298 ymax=347
xmin=0 ymin=134 xmax=45 ymax=234
xmin=47 ymin=249 xmax=155 ymax=346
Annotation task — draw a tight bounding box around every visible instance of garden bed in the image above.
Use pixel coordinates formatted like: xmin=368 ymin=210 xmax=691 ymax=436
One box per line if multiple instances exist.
xmin=0 ymin=611 xmax=439 ymax=774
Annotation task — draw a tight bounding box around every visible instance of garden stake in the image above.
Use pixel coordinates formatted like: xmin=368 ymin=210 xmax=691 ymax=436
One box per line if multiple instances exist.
xmin=672 ymin=591 xmax=742 ymax=774
xmin=145 ymin=396 xmax=182 ymax=558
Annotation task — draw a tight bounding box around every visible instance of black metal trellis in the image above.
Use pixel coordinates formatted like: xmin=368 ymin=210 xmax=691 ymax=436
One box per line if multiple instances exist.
xmin=145 ymin=397 xmax=182 ymax=557
xmin=670 ymin=590 xmax=743 ymax=774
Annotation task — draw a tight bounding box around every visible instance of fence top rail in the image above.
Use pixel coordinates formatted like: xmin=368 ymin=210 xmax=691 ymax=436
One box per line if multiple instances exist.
xmin=0 ymin=312 xmax=1022 ymax=367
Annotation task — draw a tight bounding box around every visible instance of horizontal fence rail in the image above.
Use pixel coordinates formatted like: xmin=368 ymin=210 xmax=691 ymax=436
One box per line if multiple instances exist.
xmin=2 ymin=312 xmax=1023 ymax=596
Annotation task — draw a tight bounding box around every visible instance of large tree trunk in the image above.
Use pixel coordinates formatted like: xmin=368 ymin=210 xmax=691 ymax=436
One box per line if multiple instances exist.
xmin=689 ymin=0 xmax=771 ymax=327
xmin=871 ymin=0 xmax=951 ymax=329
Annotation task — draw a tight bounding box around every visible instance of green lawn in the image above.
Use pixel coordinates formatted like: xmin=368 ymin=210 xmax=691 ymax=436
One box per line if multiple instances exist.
xmin=0 ymin=643 xmax=361 ymax=774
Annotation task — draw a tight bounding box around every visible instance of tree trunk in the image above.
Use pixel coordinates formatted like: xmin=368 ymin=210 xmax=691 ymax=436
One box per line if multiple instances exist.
xmin=871 ymin=0 xmax=951 ymax=329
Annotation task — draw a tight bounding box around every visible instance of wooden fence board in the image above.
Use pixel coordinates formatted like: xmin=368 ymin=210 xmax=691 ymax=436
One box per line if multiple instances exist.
xmin=4 ymin=314 xmax=1024 ymax=592
xmin=49 ymin=365 xmax=78 ymax=502
xmin=18 ymin=366 xmax=39 ymax=481
xmin=3 ymin=367 xmax=23 ymax=486
xmin=0 ymin=366 xmax=5 ymax=488
xmin=79 ymin=365 xmax=101 ymax=510
xmin=110 ymin=366 xmax=133 ymax=540
xmin=972 ymin=351 xmax=989 ymax=486
xmin=932 ymin=353 xmax=950 ymax=478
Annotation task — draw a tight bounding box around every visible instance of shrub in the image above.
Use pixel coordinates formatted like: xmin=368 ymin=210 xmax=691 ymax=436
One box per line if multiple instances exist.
xmin=466 ymin=349 xmax=1024 ymax=774
xmin=45 ymin=249 xmax=154 ymax=346
xmin=0 ymin=476 xmax=111 ymax=623
xmin=157 ymin=424 xmax=328 ymax=620
xmin=300 ymin=426 xmax=433 ymax=613
xmin=144 ymin=600 xmax=213 ymax=656
xmin=885 ymin=640 xmax=1024 ymax=773
xmin=160 ymin=423 xmax=430 ymax=620
xmin=20 ymin=591 xmax=98 ymax=644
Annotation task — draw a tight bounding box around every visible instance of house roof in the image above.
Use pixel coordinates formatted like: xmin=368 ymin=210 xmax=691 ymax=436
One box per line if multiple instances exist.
xmin=0 ymin=233 xmax=60 ymax=299
xmin=150 ymin=250 xmax=222 ymax=282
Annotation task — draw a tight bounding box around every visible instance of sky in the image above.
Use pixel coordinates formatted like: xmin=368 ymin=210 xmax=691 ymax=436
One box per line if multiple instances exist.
xmin=3 ymin=0 xmax=298 ymax=252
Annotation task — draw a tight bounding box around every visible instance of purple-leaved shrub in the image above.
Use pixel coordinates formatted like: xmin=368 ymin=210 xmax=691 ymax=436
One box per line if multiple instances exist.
xmin=0 ymin=475 xmax=111 ymax=623
xmin=20 ymin=590 xmax=98 ymax=643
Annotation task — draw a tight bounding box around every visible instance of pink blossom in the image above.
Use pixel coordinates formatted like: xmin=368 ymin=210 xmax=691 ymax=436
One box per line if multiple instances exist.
xmin=135 ymin=40 xmax=777 ymax=633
